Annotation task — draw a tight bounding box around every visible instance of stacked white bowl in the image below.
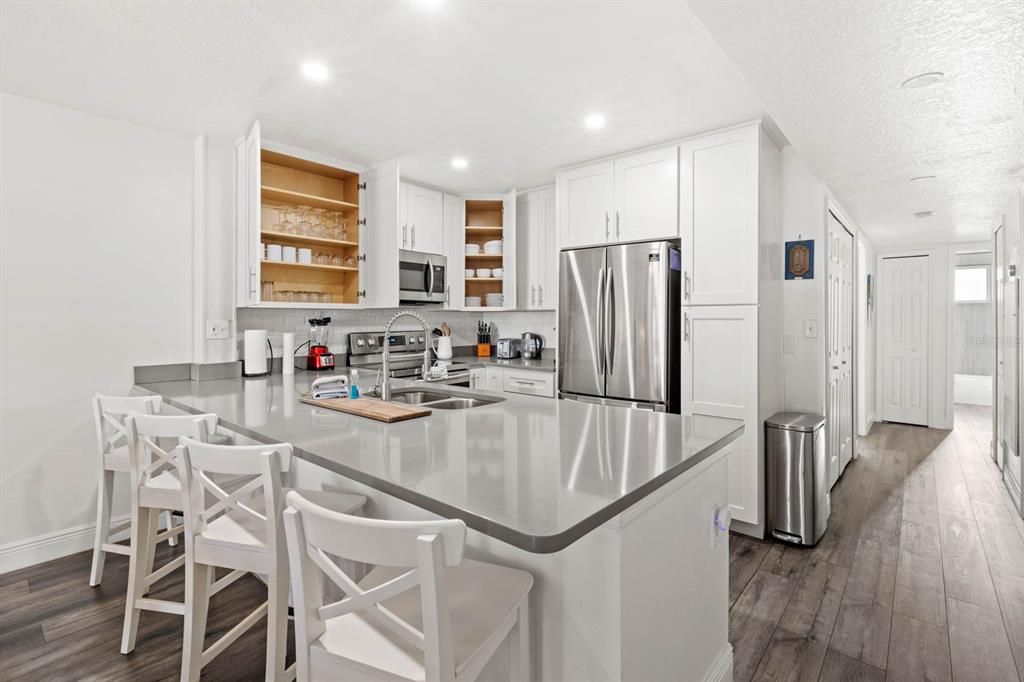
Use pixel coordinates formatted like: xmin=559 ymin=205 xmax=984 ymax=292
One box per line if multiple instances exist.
xmin=465 ymin=244 xmax=481 ymax=255
xmin=493 ymin=267 xmax=505 ymax=278
xmin=465 ymin=268 xmax=475 ymax=278
xmin=476 ymin=267 xmax=493 ymax=278
xmin=483 ymin=240 xmax=503 ymax=255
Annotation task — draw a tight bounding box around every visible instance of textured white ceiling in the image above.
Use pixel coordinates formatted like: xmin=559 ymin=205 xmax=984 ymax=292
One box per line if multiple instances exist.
xmin=688 ymin=0 xmax=1024 ymax=247
xmin=0 ymin=1 xmax=767 ymax=194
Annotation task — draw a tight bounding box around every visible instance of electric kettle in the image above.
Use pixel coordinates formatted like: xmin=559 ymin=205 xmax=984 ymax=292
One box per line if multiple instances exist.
xmin=520 ymin=332 xmax=544 ymax=359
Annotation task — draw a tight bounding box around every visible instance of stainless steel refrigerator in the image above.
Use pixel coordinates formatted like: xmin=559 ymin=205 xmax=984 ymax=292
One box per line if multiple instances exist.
xmin=558 ymin=240 xmax=681 ymax=412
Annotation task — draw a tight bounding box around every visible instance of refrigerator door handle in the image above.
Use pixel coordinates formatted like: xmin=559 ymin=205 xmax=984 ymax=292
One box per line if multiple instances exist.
xmin=597 ymin=267 xmax=606 ymax=375
xmin=605 ymin=268 xmax=615 ymax=375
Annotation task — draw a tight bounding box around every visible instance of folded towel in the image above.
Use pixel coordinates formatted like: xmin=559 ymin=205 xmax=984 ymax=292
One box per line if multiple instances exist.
xmin=313 ymin=390 xmax=348 ymax=400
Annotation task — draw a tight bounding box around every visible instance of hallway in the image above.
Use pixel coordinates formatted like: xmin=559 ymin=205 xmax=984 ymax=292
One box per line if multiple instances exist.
xmin=729 ymin=407 xmax=1024 ymax=681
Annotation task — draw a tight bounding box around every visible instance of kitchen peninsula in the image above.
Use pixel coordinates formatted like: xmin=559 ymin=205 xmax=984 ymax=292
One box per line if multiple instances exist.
xmin=137 ymin=369 xmax=742 ymax=682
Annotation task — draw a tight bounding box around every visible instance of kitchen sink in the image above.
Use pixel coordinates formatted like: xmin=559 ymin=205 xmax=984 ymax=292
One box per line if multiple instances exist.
xmin=426 ymin=397 xmax=502 ymax=410
xmin=388 ymin=388 xmax=503 ymax=410
xmin=389 ymin=390 xmax=452 ymax=405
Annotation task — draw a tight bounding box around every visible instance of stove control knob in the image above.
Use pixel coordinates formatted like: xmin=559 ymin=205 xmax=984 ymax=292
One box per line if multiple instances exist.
xmin=368 ymin=338 xmax=376 ymax=346
xmin=356 ymin=339 xmax=364 ymax=347
xmin=417 ymin=336 xmax=424 ymax=343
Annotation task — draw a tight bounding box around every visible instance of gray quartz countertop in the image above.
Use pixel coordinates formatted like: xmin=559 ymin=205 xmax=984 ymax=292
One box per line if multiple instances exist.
xmin=136 ymin=373 xmax=742 ymax=553
xmin=459 ymin=355 xmax=556 ymax=373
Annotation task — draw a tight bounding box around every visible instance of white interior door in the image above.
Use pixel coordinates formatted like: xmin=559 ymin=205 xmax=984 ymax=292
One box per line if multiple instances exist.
xmin=881 ymin=255 xmax=929 ymax=425
xmin=827 ymin=215 xmax=854 ymax=486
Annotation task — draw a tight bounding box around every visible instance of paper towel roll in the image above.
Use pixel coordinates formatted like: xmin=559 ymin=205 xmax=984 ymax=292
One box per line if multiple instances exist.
xmin=243 ymin=329 xmax=269 ymax=377
xmin=282 ymin=332 xmax=295 ymax=375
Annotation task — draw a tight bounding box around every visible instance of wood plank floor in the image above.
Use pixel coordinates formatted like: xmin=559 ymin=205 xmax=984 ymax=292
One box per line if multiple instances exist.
xmin=0 ymin=540 xmax=291 ymax=680
xmin=730 ymin=405 xmax=1024 ymax=682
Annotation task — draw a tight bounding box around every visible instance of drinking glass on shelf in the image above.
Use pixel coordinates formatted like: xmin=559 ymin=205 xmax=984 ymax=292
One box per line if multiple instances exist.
xmin=296 ymin=208 xmax=313 ymax=236
xmin=298 ymin=291 xmax=310 ymax=303
xmin=261 ymin=281 xmax=273 ymax=301
xmin=331 ymin=255 xmax=343 ymax=267
xmin=344 ymin=255 xmax=355 ymax=268
xmin=339 ymin=218 xmax=350 ymax=242
xmin=316 ymin=252 xmax=328 ymax=265
xmin=277 ymin=207 xmax=295 ymax=235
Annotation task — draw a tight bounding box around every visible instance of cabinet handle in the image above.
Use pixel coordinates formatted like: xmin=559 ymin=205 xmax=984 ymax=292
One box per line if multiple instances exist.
xmin=538 ymin=285 xmax=544 ymax=306
xmin=249 ymin=268 xmax=257 ymax=298
xmin=683 ymin=313 xmax=690 ymax=341
xmin=605 ymin=212 xmax=610 ymax=240
xmin=402 ymin=224 xmax=408 ymax=248
xmin=411 ymin=224 xmax=416 ymax=248
xmin=684 ymin=272 xmax=691 ymax=301
xmin=615 ymin=211 xmax=621 ymax=240
xmin=531 ymin=285 xmax=536 ymax=307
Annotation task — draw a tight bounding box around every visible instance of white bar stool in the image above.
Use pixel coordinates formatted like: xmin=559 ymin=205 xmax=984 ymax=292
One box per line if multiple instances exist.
xmin=283 ymin=491 xmax=534 ymax=682
xmin=176 ymin=437 xmax=366 ymax=682
xmin=120 ymin=412 xmax=219 ymax=656
xmin=90 ymin=394 xmax=177 ymax=587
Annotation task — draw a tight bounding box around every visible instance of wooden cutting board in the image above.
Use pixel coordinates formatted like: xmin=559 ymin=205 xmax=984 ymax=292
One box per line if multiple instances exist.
xmin=299 ymin=395 xmax=431 ymax=423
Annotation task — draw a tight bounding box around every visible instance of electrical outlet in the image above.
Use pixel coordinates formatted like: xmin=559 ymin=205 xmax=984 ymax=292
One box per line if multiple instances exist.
xmin=803 ymin=320 xmax=818 ymax=338
xmin=206 ymin=319 xmax=230 ymax=340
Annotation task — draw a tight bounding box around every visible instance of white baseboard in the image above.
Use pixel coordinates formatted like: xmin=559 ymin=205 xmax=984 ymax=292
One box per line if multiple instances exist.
xmin=0 ymin=514 xmax=129 ymax=575
xmin=705 ymin=643 xmax=734 ymax=682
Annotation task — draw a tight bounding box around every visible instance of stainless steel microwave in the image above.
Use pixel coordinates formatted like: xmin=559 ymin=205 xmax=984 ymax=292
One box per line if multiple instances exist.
xmin=398 ymin=250 xmax=447 ymax=304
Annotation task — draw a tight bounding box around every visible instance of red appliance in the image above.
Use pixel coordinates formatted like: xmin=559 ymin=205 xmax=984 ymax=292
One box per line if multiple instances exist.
xmin=306 ymin=317 xmax=335 ymax=371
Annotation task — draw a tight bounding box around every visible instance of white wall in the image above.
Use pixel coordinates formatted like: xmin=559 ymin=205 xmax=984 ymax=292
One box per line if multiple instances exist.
xmin=0 ymin=93 xmax=194 ymax=566
xmin=780 ymin=148 xmax=827 ymax=414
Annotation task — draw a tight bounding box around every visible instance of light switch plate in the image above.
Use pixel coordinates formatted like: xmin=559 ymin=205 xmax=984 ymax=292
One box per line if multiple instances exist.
xmin=803 ymin=320 xmax=818 ymax=338
xmin=206 ymin=319 xmax=230 ymax=340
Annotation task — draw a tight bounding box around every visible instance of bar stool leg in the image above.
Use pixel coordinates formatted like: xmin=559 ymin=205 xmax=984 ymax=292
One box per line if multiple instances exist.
xmin=511 ymin=599 xmax=531 ymax=682
xmin=163 ymin=511 xmax=179 ymax=547
xmin=121 ymin=507 xmax=158 ymax=654
xmin=89 ymin=469 xmax=115 ymax=586
xmin=266 ymin=564 xmax=290 ymax=682
xmin=181 ymin=560 xmax=211 ymax=682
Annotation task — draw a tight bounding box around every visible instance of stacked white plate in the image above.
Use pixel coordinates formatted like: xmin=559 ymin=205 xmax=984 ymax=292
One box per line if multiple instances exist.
xmin=483 ymin=240 xmax=503 ymax=255
xmin=484 ymin=293 xmax=504 ymax=307
xmin=465 ymin=244 xmax=481 ymax=255
xmin=465 ymin=296 xmax=482 ymax=307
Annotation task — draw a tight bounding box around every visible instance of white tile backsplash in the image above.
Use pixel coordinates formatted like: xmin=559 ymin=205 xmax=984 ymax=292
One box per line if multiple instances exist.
xmin=237 ymin=307 xmax=557 ymax=356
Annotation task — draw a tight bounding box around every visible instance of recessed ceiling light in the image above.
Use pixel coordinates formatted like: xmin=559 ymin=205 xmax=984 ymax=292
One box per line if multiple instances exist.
xmin=901 ymin=72 xmax=945 ymax=89
xmin=300 ymin=61 xmax=329 ymax=83
xmin=416 ymin=0 xmax=443 ymax=9
xmin=451 ymin=157 xmax=468 ymax=170
xmin=914 ymin=211 xmax=935 ymax=219
xmin=911 ymin=175 xmax=937 ymax=182
xmin=584 ymin=113 xmax=606 ymax=131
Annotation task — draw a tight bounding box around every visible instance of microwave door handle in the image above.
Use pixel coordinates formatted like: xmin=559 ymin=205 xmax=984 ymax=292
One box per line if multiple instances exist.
xmin=426 ymin=259 xmax=434 ymax=295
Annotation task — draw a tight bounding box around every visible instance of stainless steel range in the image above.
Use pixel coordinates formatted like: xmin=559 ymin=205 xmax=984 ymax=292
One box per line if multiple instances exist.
xmin=346 ymin=331 xmax=472 ymax=384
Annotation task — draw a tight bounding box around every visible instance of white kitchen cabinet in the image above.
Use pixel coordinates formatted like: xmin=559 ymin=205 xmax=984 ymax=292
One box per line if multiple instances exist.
xmin=556 ymin=160 xmax=614 ymax=249
xmin=679 ymin=124 xmax=761 ymax=306
xmin=235 ymin=121 xmax=399 ymax=309
xmin=399 ymin=181 xmax=444 ymax=255
xmin=442 ymin=192 xmax=465 ymax=308
xmin=458 ymin=192 xmax=517 ymax=310
xmin=612 ymin=145 xmax=679 ymax=243
xmin=680 ymin=305 xmax=759 ymax=525
xmin=502 ymin=368 xmax=555 ymax=398
xmin=484 ymin=367 xmax=504 ymax=392
xmin=517 ymin=186 xmax=556 ymax=310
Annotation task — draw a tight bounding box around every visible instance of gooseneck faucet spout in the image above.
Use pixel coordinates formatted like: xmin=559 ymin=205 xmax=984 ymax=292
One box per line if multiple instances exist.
xmin=380 ymin=311 xmax=431 ymax=401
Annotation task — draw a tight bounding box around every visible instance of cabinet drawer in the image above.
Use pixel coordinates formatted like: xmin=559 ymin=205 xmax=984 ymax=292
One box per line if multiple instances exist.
xmin=502 ymin=369 xmax=554 ymax=397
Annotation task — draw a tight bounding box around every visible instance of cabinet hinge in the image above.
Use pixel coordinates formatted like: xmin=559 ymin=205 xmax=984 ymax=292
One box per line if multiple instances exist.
xmin=357 ymin=290 xmax=367 ymax=298
xmin=358 ymin=253 xmax=367 ymax=262
xmin=358 ymin=182 xmax=367 ymax=190
xmin=358 ymin=218 xmax=367 ymax=226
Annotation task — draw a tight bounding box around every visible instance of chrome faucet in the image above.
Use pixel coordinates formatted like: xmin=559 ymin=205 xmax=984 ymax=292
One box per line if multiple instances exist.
xmin=380 ymin=310 xmax=431 ymax=401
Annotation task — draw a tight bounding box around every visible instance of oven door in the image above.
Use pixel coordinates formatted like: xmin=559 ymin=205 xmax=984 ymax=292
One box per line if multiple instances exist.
xmin=398 ymin=250 xmax=446 ymax=303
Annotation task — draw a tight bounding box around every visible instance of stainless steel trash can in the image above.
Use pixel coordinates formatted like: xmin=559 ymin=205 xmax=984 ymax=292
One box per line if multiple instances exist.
xmin=766 ymin=413 xmax=828 ymax=546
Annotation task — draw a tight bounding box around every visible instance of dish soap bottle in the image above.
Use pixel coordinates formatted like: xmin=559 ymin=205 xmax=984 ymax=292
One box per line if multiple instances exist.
xmin=348 ymin=369 xmax=360 ymax=399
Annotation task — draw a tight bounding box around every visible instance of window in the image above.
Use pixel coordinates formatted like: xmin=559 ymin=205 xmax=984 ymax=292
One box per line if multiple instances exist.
xmin=955 ymin=266 xmax=989 ymax=303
